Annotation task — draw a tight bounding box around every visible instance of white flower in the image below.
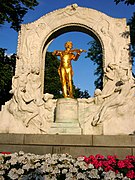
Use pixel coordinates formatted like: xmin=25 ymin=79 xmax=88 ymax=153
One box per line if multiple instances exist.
xmin=57 ymin=164 xmax=65 ymax=169
xmin=17 ymin=168 xmax=24 ymax=175
xmin=87 ymin=169 xmax=100 ymax=179
xmin=18 ymin=156 xmax=27 ymax=164
xmin=43 ymin=174 xmax=57 ymax=180
xmin=66 ymin=172 xmax=74 ymax=178
xmin=77 ymin=156 xmax=85 ymax=161
xmin=0 ymin=156 xmax=4 ymax=164
xmin=18 ymin=151 xmax=24 ymax=156
xmin=122 ymin=177 xmax=131 ymax=180
xmin=45 ymin=153 xmax=51 ymax=159
xmin=116 ymin=172 xmax=124 ymax=179
xmin=45 ymin=166 xmax=53 ymax=173
xmin=0 ymin=152 xmax=133 ymax=180
xmin=77 ymin=172 xmax=86 ymax=179
xmin=43 ymin=175 xmax=51 ymax=180
xmin=62 ymin=168 xmax=68 ymax=174
xmin=103 ymin=170 xmax=116 ymax=180
xmin=22 ymin=163 xmax=32 ymax=171
xmin=2 ymin=163 xmax=10 ymax=170
xmin=53 ymin=166 xmax=60 ymax=174
xmin=98 ymin=166 xmax=103 ymax=171
xmin=88 ymin=163 xmax=94 ymax=169
xmin=0 ymin=170 xmax=5 ymax=175
xmin=8 ymin=168 xmax=19 ymax=180
xmin=69 ymin=167 xmax=78 ymax=173
xmin=34 ymin=162 xmax=41 ymax=168
xmin=74 ymin=160 xmax=88 ymax=171
xmin=0 ymin=176 xmax=4 ymax=180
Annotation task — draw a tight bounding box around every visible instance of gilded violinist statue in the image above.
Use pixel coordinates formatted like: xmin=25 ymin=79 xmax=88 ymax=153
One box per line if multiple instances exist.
xmin=53 ymin=41 xmax=86 ymax=98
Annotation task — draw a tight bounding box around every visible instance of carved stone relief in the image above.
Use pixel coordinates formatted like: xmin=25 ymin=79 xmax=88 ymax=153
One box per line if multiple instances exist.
xmin=0 ymin=4 xmax=134 ymax=135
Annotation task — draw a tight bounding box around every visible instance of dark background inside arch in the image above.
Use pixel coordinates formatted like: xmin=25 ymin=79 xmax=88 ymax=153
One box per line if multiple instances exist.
xmin=43 ymin=25 xmax=103 ymax=96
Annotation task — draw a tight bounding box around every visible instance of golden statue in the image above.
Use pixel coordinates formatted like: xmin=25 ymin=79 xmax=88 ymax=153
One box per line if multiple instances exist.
xmin=53 ymin=41 xmax=86 ymax=98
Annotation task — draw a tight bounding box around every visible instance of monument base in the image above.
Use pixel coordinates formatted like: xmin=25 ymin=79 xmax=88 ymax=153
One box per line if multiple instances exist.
xmin=49 ymin=122 xmax=82 ymax=134
xmin=49 ymin=98 xmax=82 ymax=134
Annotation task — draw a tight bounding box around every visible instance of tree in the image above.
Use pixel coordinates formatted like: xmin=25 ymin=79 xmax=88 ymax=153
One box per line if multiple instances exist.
xmin=73 ymin=87 xmax=90 ymax=98
xmin=114 ymin=0 xmax=135 ymax=5
xmin=44 ymin=52 xmax=63 ymax=99
xmin=86 ymin=40 xmax=103 ymax=90
xmin=0 ymin=0 xmax=39 ymax=106
xmin=0 ymin=48 xmax=16 ymax=107
xmin=0 ymin=0 xmax=38 ymax=31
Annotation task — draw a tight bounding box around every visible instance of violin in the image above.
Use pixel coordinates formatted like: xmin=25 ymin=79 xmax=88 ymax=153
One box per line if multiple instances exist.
xmin=68 ymin=49 xmax=87 ymax=54
xmin=52 ymin=49 xmax=86 ymax=56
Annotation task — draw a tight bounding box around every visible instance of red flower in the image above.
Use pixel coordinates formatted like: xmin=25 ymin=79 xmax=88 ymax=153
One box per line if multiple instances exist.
xmin=124 ymin=159 xmax=134 ymax=169
xmin=117 ymin=160 xmax=125 ymax=168
xmin=126 ymin=155 xmax=135 ymax=161
xmin=104 ymin=165 xmax=114 ymax=172
xmin=126 ymin=170 xmax=135 ymax=179
xmin=83 ymin=156 xmax=90 ymax=163
xmin=0 ymin=152 xmax=11 ymax=154
xmin=95 ymin=154 xmax=105 ymax=159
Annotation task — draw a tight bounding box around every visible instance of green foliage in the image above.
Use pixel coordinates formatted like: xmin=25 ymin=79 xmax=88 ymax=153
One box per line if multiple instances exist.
xmin=114 ymin=0 xmax=135 ymax=5
xmin=86 ymin=40 xmax=103 ymax=90
xmin=0 ymin=48 xmax=16 ymax=107
xmin=73 ymin=87 xmax=90 ymax=98
xmin=44 ymin=52 xmax=63 ymax=99
xmin=0 ymin=0 xmax=38 ymax=31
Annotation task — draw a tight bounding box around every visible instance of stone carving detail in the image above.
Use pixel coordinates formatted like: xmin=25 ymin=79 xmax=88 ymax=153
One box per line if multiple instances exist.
xmin=0 ymin=4 xmax=134 ymax=135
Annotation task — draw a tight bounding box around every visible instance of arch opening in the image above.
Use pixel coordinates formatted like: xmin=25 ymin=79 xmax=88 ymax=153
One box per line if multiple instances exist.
xmin=42 ymin=24 xmax=103 ymax=97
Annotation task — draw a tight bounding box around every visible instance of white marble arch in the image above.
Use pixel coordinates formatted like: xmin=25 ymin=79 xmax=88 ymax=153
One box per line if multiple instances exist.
xmin=0 ymin=4 xmax=135 ymax=135
xmin=16 ymin=3 xmax=131 ymax=92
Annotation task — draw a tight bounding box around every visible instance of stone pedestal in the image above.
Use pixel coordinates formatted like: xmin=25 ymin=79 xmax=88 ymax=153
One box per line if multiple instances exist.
xmin=49 ymin=98 xmax=82 ymax=134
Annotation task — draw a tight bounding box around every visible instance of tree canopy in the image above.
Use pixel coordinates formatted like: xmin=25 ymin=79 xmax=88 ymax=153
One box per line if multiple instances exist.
xmin=0 ymin=48 xmax=16 ymax=107
xmin=0 ymin=0 xmax=38 ymax=31
xmin=114 ymin=0 xmax=135 ymax=5
xmin=86 ymin=40 xmax=103 ymax=90
xmin=44 ymin=52 xmax=62 ymax=99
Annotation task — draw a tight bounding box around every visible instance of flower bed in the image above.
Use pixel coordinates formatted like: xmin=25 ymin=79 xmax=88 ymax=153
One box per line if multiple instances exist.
xmin=0 ymin=152 xmax=135 ymax=179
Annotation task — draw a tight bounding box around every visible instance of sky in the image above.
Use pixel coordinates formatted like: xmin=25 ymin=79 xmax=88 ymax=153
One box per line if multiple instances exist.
xmin=0 ymin=0 xmax=135 ymax=96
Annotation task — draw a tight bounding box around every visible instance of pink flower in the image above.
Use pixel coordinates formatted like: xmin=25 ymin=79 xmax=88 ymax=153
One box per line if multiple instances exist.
xmin=83 ymin=156 xmax=90 ymax=163
xmin=95 ymin=154 xmax=105 ymax=159
xmin=123 ymin=159 xmax=134 ymax=169
xmin=126 ymin=155 xmax=135 ymax=161
xmin=117 ymin=160 xmax=125 ymax=168
xmin=88 ymin=155 xmax=95 ymax=161
xmin=104 ymin=165 xmax=113 ymax=172
xmin=107 ymin=155 xmax=117 ymax=164
xmin=0 ymin=152 xmax=11 ymax=154
xmin=82 ymin=154 xmax=135 ymax=178
xmin=115 ymin=170 xmax=119 ymax=174
xmin=126 ymin=170 xmax=135 ymax=179
xmin=94 ymin=161 xmax=103 ymax=168
xmin=102 ymin=161 xmax=109 ymax=167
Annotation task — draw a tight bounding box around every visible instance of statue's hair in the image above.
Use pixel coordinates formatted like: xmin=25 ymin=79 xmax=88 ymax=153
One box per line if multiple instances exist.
xmin=65 ymin=41 xmax=73 ymax=48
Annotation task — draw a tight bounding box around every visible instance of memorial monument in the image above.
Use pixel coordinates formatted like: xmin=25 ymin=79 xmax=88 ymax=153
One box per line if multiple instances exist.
xmin=0 ymin=4 xmax=135 ymax=135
